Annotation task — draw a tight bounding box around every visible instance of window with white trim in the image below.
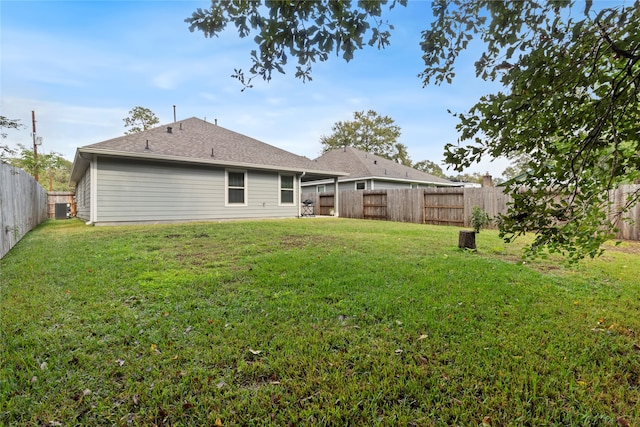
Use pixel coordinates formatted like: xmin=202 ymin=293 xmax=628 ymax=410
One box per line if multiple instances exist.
xmin=226 ymin=170 xmax=247 ymax=205
xmin=280 ymin=174 xmax=295 ymax=204
xmin=355 ymin=180 xmax=366 ymax=190
xmin=317 ymin=184 xmax=326 ymax=193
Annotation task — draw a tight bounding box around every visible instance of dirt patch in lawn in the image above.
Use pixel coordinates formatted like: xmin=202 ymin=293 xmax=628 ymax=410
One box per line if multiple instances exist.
xmin=604 ymin=239 xmax=640 ymax=255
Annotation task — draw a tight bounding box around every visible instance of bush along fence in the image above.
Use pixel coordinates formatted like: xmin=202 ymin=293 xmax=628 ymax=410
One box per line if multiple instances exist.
xmin=0 ymin=162 xmax=48 ymax=259
xmin=302 ymin=185 xmax=640 ymax=242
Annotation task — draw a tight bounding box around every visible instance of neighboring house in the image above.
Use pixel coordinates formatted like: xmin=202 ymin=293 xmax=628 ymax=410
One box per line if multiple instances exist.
xmin=301 ymin=147 xmax=461 ymax=193
xmin=69 ymin=117 xmax=344 ymax=225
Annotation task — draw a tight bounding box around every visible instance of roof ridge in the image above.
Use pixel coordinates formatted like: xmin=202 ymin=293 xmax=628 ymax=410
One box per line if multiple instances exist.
xmin=313 ymin=147 xmax=455 ymax=184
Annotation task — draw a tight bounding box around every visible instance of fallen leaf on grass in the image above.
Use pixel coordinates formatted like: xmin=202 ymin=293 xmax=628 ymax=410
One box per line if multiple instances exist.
xmin=394 ymin=349 xmax=403 ymax=355
xmin=40 ymin=362 xmax=47 ymax=370
xmin=30 ymin=376 xmax=38 ymax=384
xmin=82 ymin=389 xmax=92 ymax=396
xmin=617 ymin=417 xmax=630 ymax=427
xmin=249 ymin=349 xmax=262 ymax=355
xmin=171 ymin=354 xmax=179 ymax=360
xmin=116 ymin=359 xmax=125 ymax=366
xmin=417 ymin=334 xmax=428 ymax=340
xmin=215 ymin=418 xmax=223 ymax=426
xmin=482 ymin=416 xmax=491 ymax=426
xmin=184 ymin=326 xmax=193 ymax=334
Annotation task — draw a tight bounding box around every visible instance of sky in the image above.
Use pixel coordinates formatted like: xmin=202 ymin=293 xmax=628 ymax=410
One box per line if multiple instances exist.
xmin=1 ymin=0 xmax=511 ymax=178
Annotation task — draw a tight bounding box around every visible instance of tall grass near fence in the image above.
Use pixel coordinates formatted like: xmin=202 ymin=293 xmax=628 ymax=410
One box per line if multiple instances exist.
xmin=0 ymin=162 xmax=47 ymax=259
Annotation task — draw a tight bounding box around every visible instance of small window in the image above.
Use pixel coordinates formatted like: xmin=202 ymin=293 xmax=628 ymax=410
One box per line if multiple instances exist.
xmin=411 ymin=183 xmax=419 ymax=189
xmin=355 ymin=181 xmax=366 ymax=190
xmin=280 ymin=174 xmax=295 ymax=204
xmin=317 ymin=184 xmax=326 ymax=193
xmin=226 ymin=170 xmax=247 ymax=205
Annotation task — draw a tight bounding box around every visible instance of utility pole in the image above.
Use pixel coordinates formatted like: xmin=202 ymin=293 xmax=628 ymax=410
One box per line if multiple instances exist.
xmin=32 ymin=110 xmax=39 ymax=182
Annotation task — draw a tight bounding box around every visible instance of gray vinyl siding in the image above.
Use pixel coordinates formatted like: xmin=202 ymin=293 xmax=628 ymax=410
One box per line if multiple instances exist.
xmin=368 ymin=180 xmax=411 ymax=190
xmin=94 ymin=158 xmax=297 ymax=224
xmin=301 ymin=182 xmax=335 ymax=193
xmin=75 ymin=170 xmax=91 ymax=221
xmin=339 ymin=180 xmax=373 ymax=191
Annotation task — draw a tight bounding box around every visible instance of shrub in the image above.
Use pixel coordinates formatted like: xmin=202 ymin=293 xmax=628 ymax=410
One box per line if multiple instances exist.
xmin=471 ymin=206 xmax=491 ymax=233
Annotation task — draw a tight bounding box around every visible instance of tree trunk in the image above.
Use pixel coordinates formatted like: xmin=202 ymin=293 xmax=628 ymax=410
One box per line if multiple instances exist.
xmin=458 ymin=230 xmax=476 ymax=250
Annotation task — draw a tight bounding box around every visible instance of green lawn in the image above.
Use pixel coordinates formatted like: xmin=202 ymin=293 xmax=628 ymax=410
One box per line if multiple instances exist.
xmin=1 ymin=218 xmax=639 ymax=426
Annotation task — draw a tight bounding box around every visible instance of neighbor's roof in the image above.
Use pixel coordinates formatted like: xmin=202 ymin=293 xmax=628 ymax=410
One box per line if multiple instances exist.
xmin=70 ymin=117 xmax=345 ymax=184
xmin=307 ymin=147 xmax=460 ymax=186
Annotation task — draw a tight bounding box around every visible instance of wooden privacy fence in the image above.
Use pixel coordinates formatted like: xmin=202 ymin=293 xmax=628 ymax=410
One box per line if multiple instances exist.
xmin=0 ymin=162 xmax=48 ymax=259
xmin=610 ymin=184 xmax=640 ymax=241
xmin=424 ymin=189 xmax=464 ymax=226
xmin=302 ymin=185 xmax=640 ymax=241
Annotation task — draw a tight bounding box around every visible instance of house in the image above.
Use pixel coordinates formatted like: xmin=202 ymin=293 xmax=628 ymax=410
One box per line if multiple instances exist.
xmin=301 ymin=146 xmax=460 ymax=193
xmin=69 ymin=117 xmax=345 ymax=225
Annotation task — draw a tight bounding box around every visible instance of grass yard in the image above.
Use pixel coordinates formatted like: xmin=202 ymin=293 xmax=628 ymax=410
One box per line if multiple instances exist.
xmin=1 ymin=218 xmax=639 ymax=426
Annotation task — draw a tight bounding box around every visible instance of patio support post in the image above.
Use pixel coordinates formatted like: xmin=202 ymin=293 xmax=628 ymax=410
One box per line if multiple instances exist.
xmin=333 ymin=177 xmax=339 ymax=217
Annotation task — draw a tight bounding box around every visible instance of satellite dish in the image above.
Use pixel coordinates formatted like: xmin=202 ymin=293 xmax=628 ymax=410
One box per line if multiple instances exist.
xmin=35 ymin=137 xmax=43 ymax=145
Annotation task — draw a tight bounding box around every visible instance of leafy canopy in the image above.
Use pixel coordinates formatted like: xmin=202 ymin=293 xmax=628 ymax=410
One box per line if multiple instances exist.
xmin=187 ymin=0 xmax=640 ymax=260
xmin=431 ymin=1 xmax=640 ymax=260
xmin=186 ymin=1 xmax=406 ymax=90
xmin=123 ymin=106 xmax=160 ymax=135
xmin=321 ymin=110 xmax=410 ymax=166
xmin=413 ymin=159 xmax=447 ymax=179
xmin=1 ymin=116 xmax=23 ymax=158
xmin=8 ymin=144 xmax=71 ymax=190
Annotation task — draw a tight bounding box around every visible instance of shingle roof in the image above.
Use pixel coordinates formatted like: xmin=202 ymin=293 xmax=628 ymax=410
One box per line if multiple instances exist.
xmin=71 ymin=117 xmax=344 ymax=183
xmin=310 ymin=147 xmax=459 ymax=186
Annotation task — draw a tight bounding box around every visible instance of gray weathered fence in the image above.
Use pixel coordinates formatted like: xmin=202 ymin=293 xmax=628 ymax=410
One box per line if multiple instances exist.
xmin=303 ymin=185 xmax=640 ymax=241
xmin=0 ymin=162 xmax=48 ymax=259
xmin=610 ymin=184 xmax=640 ymax=241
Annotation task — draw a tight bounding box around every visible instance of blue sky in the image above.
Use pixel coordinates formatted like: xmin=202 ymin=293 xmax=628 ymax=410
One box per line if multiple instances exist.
xmin=1 ymin=0 xmax=511 ymax=177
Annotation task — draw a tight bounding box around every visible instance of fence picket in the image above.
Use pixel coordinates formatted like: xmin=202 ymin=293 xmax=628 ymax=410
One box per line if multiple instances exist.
xmin=0 ymin=162 xmax=48 ymax=259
